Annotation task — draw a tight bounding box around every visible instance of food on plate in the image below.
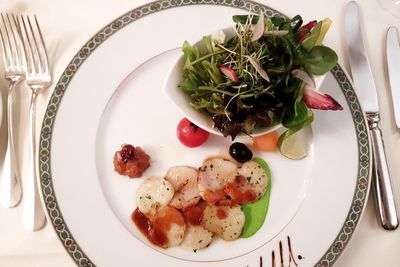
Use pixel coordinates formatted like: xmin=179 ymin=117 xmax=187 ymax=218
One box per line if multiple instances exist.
xmin=225 ymin=160 xmax=268 ymax=203
xmin=113 ymin=144 xmax=150 ymax=178
xmin=241 ymin=158 xmax=272 ymax=237
xmin=177 ymin=118 xmax=209 ymax=147
xmin=165 ymin=166 xmax=201 ymax=209
xmin=150 ymin=206 xmax=186 ymax=248
xmin=131 ymin=205 xmax=185 ymax=249
xmin=278 ymin=131 xmax=308 ymax=160
xmin=252 ymin=131 xmax=279 ymax=152
xmin=127 ymin=151 xmax=271 ymax=250
xmin=229 ymin=142 xmax=253 ymax=163
xmin=202 ymin=202 xmax=245 ymax=241
xmin=198 ymin=157 xmax=237 ymax=203
xmin=136 ymin=176 xmax=174 ymax=217
xmin=179 ymin=13 xmax=342 ymax=145
xmin=181 ymin=224 xmax=213 ymax=250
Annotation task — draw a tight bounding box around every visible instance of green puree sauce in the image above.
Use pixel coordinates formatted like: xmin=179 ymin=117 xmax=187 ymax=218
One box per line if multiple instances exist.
xmin=241 ymin=157 xmax=272 ymax=238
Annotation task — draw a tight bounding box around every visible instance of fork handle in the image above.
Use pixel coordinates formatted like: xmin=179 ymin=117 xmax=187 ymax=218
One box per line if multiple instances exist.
xmin=22 ymin=90 xmax=46 ymax=231
xmin=0 ymin=79 xmax=22 ymax=208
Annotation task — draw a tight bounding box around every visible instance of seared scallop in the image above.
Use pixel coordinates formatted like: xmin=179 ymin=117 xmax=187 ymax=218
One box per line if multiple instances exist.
xmin=181 ymin=224 xmax=213 ymax=250
xmin=198 ymin=158 xmax=237 ymax=203
xmin=165 ymin=166 xmax=201 ymax=209
xmin=202 ymin=203 xmax=245 ymax=241
xmin=136 ymin=176 xmax=174 ymax=217
xmin=150 ymin=206 xmax=186 ymax=248
xmin=224 ymin=161 xmax=268 ymax=204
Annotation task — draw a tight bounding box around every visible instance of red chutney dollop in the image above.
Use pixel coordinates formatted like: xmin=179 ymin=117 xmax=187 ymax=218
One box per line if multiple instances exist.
xmin=224 ymin=175 xmax=256 ymax=204
xmin=113 ymin=144 xmax=150 ymax=178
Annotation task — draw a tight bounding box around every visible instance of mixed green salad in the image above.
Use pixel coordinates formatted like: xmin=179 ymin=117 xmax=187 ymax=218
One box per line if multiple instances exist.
xmin=179 ymin=13 xmax=342 ymax=143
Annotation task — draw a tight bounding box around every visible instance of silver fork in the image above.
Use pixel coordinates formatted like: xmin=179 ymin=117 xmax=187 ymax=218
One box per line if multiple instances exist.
xmin=0 ymin=14 xmax=24 ymax=208
xmin=19 ymin=15 xmax=51 ymax=231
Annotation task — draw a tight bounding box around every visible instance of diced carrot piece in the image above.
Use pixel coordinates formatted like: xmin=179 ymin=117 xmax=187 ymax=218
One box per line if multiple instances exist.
xmin=252 ymin=131 xmax=279 ymax=152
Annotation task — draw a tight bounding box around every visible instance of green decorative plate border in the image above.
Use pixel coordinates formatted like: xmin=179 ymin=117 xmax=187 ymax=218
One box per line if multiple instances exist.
xmin=38 ymin=1 xmax=371 ymax=266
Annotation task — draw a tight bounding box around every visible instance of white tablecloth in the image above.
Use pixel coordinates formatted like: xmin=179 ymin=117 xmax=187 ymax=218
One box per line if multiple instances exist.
xmin=0 ymin=0 xmax=399 ymax=266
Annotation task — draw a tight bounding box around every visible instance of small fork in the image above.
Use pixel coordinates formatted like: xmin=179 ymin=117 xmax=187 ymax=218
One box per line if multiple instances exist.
xmin=19 ymin=15 xmax=51 ymax=231
xmin=0 ymin=14 xmax=24 ymax=208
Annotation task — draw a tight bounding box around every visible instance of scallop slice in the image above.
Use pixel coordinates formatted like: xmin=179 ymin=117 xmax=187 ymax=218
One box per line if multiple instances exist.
xmin=151 ymin=205 xmax=186 ymax=248
xmin=237 ymin=161 xmax=268 ymax=200
xmin=202 ymin=204 xmax=245 ymax=241
xmin=136 ymin=176 xmax=174 ymax=217
xmin=181 ymin=224 xmax=213 ymax=250
xmin=165 ymin=166 xmax=201 ymax=209
xmin=198 ymin=157 xmax=238 ymax=203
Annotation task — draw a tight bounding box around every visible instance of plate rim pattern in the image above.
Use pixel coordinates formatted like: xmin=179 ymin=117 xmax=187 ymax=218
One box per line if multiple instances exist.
xmin=38 ymin=1 xmax=371 ymax=266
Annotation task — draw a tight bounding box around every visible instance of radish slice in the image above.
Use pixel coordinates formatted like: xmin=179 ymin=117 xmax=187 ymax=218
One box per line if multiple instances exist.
xmin=250 ymin=11 xmax=265 ymax=42
xmin=265 ymin=30 xmax=289 ymax=36
xmin=302 ymin=86 xmax=343 ymax=110
xmin=298 ymin=20 xmax=317 ymax=42
xmin=245 ymin=56 xmax=270 ymax=82
xmin=291 ymin=69 xmax=315 ymax=88
xmin=219 ymin=65 xmax=239 ymax=82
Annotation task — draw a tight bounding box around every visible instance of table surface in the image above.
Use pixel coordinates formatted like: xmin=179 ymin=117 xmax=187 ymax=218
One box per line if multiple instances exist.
xmin=0 ymin=0 xmax=399 ymax=266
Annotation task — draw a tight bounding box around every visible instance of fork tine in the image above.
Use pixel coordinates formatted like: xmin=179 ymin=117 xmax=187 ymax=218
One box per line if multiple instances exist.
xmin=6 ymin=14 xmax=24 ymax=70
xmin=10 ymin=14 xmax=24 ymax=70
xmin=20 ymin=15 xmax=35 ymax=75
xmin=33 ymin=16 xmax=49 ymax=75
xmin=0 ymin=17 xmax=10 ymax=69
xmin=26 ymin=16 xmax=42 ymax=75
xmin=1 ymin=14 xmax=13 ymax=70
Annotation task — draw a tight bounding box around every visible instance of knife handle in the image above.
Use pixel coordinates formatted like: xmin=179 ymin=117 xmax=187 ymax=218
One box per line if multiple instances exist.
xmin=368 ymin=112 xmax=399 ymax=230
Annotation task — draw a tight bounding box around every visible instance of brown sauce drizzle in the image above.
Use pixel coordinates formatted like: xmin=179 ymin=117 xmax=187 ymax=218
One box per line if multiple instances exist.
xmin=131 ymin=206 xmax=185 ymax=248
xmin=225 ymin=176 xmax=256 ymax=204
xmin=131 ymin=208 xmax=168 ymax=248
xmin=268 ymin=236 xmax=301 ymax=267
xmin=216 ymin=207 xmax=228 ymax=219
xmin=279 ymin=241 xmax=283 ymax=267
xmin=287 ymin=236 xmax=298 ymax=266
xmin=182 ymin=206 xmax=203 ymax=225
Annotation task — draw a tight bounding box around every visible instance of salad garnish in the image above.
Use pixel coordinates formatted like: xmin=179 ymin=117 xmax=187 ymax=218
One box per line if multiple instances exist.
xmin=179 ymin=13 xmax=342 ymax=147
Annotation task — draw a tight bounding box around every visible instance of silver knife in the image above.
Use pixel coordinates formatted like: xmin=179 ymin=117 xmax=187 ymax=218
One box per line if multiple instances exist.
xmin=387 ymin=27 xmax=400 ymax=128
xmin=345 ymin=1 xmax=399 ymax=230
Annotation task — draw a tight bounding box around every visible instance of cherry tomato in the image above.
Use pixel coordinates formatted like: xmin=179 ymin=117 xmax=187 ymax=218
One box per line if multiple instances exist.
xmin=177 ymin=118 xmax=209 ymax=147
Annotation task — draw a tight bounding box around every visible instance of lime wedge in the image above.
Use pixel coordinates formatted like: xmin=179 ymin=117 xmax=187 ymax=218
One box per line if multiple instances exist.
xmin=279 ymin=132 xmax=308 ymax=160
xmin=315 ymin=18 xmax=332 ymax=46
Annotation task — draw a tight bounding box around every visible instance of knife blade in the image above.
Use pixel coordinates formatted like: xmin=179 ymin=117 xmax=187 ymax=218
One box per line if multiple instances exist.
xmin=386 ymin=27 xmax=400 ymax=128
xmin=345 ymin=1 xmax=399 ymax=230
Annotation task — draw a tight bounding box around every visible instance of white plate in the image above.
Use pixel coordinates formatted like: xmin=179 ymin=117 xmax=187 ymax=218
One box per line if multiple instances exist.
xmin=39 ymin=1 xmax=371 ymax=267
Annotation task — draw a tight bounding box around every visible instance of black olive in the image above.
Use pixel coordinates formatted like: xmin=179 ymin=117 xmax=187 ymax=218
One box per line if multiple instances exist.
xmin=229 ymin=142 xmax=253 ymax=163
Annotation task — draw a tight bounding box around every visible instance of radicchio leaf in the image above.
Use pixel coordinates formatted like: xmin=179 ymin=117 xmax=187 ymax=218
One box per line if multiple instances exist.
xmin=298 ymin=20 xmax=317 ymax=42
xmin=302 ymin=86 xmax=343 ymax=110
